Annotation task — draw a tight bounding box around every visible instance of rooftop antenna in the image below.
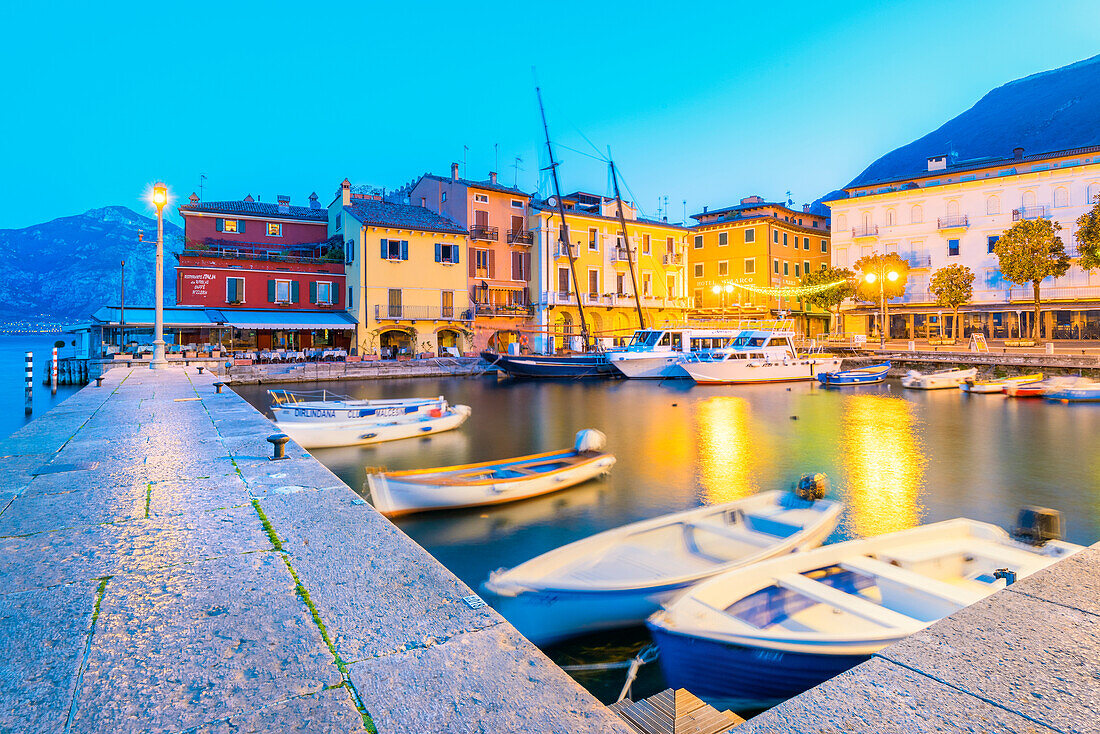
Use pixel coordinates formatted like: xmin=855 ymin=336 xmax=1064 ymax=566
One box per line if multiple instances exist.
xmin=512 ymin=156 xmax=524 ymax=188
xmin=682 ymin=199 xmax=687 ymax=223
xmin=199 ymin=173 xmax=207 ymax=202
xmin=494 ymin=143 xmax=499 ymax=175
xmin=463 ymin=145 xmax=469 ymax=179
xmin=786 ymin=190 xmax=794 ymax=207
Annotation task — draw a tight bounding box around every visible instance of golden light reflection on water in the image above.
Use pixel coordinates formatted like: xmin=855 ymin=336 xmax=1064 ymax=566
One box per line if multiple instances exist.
xmin=694 ymin=396 xmax=758 ymax=503
xmin=842 ymin=395 xmax=925 ymax=536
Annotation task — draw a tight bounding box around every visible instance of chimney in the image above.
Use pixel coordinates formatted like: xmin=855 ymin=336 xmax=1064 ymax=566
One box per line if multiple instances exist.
xmin=451 ymin=163 xmax=460 ymax=181
xmin=341 ymin=179 xmax=351 ymax=206
xmin=277 ymin=195 xmax=290 ymax=213
xmin=489 ymin=171 xmax=498 ymax=184
xmin=308 ymin=192 xmax=321 ymax=209
xmin=803 ymin=204 xmax=811 ymax=213
xmin=188 ymin=192 xmax=199 ymax=205
xmin=740 ymin=195 xmax=764 ymax=205
xmin=243 ymin=194 xmax=254 ymax=202
xmin=703 ymin=205 xmax=708 ymax=213
xmin=1013 ymin=147 xmax=1024 ymax=160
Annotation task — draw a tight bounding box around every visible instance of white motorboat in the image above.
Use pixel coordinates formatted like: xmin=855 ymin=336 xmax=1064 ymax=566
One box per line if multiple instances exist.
xmin=678 ymin=322 xmax=842 ymax=384
xmin=483 ymin=476 xmax=841 ymax=645
xmin=901 ymin=367 xmax=977 ymax=390
xmin=366 ymin=429 xmax=615 ymax=517
xmin=606 ymin=327 xmax=740 ymax=379
xmin=278 ymin=404 xmax=471 ymax=449
xmin=647 ymin=509 xmax=1081 ymax=709
xmin=268 ymin=389 xmax=448 ymax=424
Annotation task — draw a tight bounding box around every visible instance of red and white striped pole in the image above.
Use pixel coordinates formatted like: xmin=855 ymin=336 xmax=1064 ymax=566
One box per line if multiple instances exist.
xmin=24 ymin=352 xmax=33 ymax=415
xmin=51 ymin=347 xmax=58 ymax=395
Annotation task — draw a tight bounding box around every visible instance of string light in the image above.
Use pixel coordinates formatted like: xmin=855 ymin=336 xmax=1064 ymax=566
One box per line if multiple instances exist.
xmin=719 ymin=279 xmax=848 ymax=298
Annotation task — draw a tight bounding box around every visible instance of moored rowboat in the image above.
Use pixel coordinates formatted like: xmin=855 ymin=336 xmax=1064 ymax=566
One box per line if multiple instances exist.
xmin=483 ymin=476 xmax=841 ymax=645
xmin=366 ymin=429 xmax=615 ymax=517
xmin=900 ymin=367 xmax=977 ymax=390
xmin=269 ymin=390 xmax=448 ymax=424
xmin=959 ymin=373 xmax=1043 ymax=394
xmin=278 ymin=404 xmax=471 ymax=449
xmin=815 ymin=362 xmax=890 ymax=386
xmin=1043 ymin=377 xmax=1100 ymax=403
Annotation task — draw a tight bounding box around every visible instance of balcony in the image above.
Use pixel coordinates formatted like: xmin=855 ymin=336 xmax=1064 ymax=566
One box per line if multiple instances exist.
xmin=937 ymin=215 xmax=969 ymax=230
xmin=610 ymin=246 xmax=634 ymax=263
xmin=469 ymin=224 xmax=499 ymax=241
xmin=507 ymin=229 xmax=533 ymax=245
xmin=554 ymin=243 xmax=575 ymax=259
xmin=374 ymin=304 xmax=469 ymax=321
xmin=663 ymin=252 xmax=683 ymax=266
xmin=1012 ymin=206 xmax=1049 ymax=221
xmin=179 ymin=245 xmax=341 ymax=268
xmin=851 ymin=224 xmax=878 ymax=238
xmin=473 ymin=302 xmax=533 ymax=317
xmin=903 ymin=253 xmax=932 ymax=268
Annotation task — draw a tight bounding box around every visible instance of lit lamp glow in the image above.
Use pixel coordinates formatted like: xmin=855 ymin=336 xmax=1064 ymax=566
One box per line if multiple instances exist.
xmin=865 ymin=266 xmax=898 ymax=349
xmin=149 ymin=183 xmax=169 ymax=368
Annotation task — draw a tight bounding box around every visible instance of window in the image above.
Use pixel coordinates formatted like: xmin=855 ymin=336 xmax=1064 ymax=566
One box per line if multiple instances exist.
xmin=475 ymin=248 xmax=490 ymax=274
xmin=986 ymin=195 xmax=1000 ymax=215
xmin=381 ymin=239 xmax=408 ymax=260
xmin=794 ymin=264 xmax=800 ymax=277
xmin=643 ymin=234 xmax=651 ymax=254
xmin=821 ymin=263 xmax=827 ymax=271
xmin=820 ymin=239 xmax=827 ymax=253
xmin=948 ymin=239 xmax=960 ymax=256
xmin=511 ymin=199 xmax=524 ymax=209
xmin=435 ymin=243 xmax=460 ymax=264
xmin=718 ymin=232 xmax=728 ymax=246
xmin=267 ymin=223 xmax=282 ymax=237
xmin=783 ymin=233 xmax=788 ymax=247
xmin=345 ymin=238 xmax=354 ymax=265
xmin=510 ymin=250 xmax=528 ymax=280
xmin=442 ymin=290 xmax=454 ymax=318
xmin=783 ymin=262 xmax=789 ymax=276
xmin=693 ymin=263 xmax=703 ymax=278
xmin=1089 ymin=183 xmax=1100 ymax=204
xmin=718 ymin=261 xmax=729 ymax=276
xmin=987 ymin=235 xmax=999 ymax=254
xmin=773 ymin=230 xmax=779 ymax=244
xmin=667 ymin=274 xmax=676 ymax=294
xmin=226 ymin=277 xmax=244 ymax=304
xmin=773 ymin=259 xmax=779 ymax=274
xmin=946 ymin=200 xmax=960 ymax=218
xmin=348 ymin=286 xmax=353 ymax=308
xmin=643 ymin=273 xmax=652 ymax=296
xmin=694 ymin=234 xmax=703 ymax=249
xmin=388 ymin=288 xmax=402 ymax=318
xmin=441 ymin=191 xmax=447 ymax=203
xmin=474 ymin=193 xmax=488 ymax=204
xmin=558 ymin=268 xmax=570 ymax=295
xmin=744 ymin=258 xmax=755 ymax=274
xmin=1054 ymin=187 xmax=1069 ymax=208
xmin=804 ymin=260 xmax=811 ymax=275
xmin=886 ymin=209 xmax=896 ymax=226
xmin=270 ymin=278 xmax=297 ymax=304
xmin=693 ymin=288 xmax=703 ymax=308
xmin=744 ymin=228 xmax=755 ymax=243
xmin=1022 ymin=191 xmax=1036 ymax=208
xmin=911 ymin=205 xmax=923 ymax=224
xmin=588 ymin=270 xmax=599 ymax=296
xmin=589 ymin=228 xmax=599 ymax=250
xmin=312 ymin=281 xmax=333 ymax=305
xmin=217 ymin=218 xmax=241 ymax=234
xmin=616 ymin=273 xmax=625 ymax=295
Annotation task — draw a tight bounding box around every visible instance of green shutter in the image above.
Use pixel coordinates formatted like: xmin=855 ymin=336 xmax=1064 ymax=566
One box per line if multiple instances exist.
xmin=268 ymin=279 xmax=276 ymax=303
xmin=435 ymin=243 xmax=441 ymax=262
xmin=400 ymin=241 xmax=409 ymax=260
xmin=309 ymin=282 xmax=317 ymax=304
xmin=291 ymin=281 xmax=300 ymax=304
xmin=381 ymin=239 xmax=388 ymax=259
xmin=216 ymin=218 xmax=224 ymax=232
xmin=238 ymin=219 xmax=245 ymax=234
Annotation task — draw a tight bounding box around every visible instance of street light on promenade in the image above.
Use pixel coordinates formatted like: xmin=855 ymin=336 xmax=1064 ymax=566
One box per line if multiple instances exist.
xmin=864 ymin=268 xmax=898 ymax=349
xmin=149 ymin=183 xmax=169 ymax=369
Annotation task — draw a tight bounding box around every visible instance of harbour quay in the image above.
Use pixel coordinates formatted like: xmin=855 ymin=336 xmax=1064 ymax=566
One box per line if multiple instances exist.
xmin=0 ymin=367 xmax=631 ymax=734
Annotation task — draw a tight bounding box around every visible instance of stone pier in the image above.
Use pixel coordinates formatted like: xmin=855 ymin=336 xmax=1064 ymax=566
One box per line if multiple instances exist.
xmin=0 ymin=368 xmax=631 ymax=733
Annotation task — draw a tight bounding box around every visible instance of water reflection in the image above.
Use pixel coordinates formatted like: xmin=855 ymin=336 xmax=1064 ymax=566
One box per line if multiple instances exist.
xmin=841 ymin=395 xmax=925 ymax=536
xmin=694 ymin=397 xmax=757 ymax=503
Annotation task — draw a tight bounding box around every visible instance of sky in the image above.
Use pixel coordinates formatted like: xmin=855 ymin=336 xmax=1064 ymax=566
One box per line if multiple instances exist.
xmin=1 ymin=0 xmax=1098 ymax=229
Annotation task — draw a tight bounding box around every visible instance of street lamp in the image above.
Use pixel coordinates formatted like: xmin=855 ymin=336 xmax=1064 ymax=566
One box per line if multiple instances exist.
xmin=149 ymin=183 xmax=169 ymax=369
xmin=864 ymin=267 xmax=898 ymax=349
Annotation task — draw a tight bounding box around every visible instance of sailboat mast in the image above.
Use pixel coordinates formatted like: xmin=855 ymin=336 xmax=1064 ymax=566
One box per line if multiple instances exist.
xmin=536 ymin=86 xmax=592 ymax=352
xmin=609 ymin=159 xmax=645 ymax=330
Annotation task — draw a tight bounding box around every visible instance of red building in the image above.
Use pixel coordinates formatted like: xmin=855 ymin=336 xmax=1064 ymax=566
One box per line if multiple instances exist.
xmin=176 ymin=193 xmax=353 ymax=350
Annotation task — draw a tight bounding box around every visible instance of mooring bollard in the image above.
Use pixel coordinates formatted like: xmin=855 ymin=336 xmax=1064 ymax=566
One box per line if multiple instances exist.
xmin=267 ymin=433 xmax=290 ymax=460
xmin=197 ymin=366 xmax=205 ymax=375
xmin=24 ymin=352 xmax=32 ymax=415
xmin=95 ymin=376 xmax=104 ymax=387
xmin=213 ymin=382 xmax=225 ymax=394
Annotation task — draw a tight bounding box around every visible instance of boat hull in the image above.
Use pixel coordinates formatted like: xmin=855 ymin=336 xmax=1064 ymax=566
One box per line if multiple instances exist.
xmin=368 ymin=454 xmax=616 ymax=517
xmin=609 ymin=354 xmax=687 ymax=379
xmin=271 ymin=398 xmax=447 ymax=424
xmin=279 ymin=406 xmax=471 ymax=449
xmin=646 ymin=624 xmax=870 ymax=709
xmin=483 ymin=351 xmax=615 ymax=379
xmin=1045 ymin=388 xmax=1100 ymax=402
xmin=684 ymin=358 xmax=843 ymax=385
xmin=816 ymin=363 xmax=889 ymax=386
xmin=901 ymin=368 xmax=977 ymax=389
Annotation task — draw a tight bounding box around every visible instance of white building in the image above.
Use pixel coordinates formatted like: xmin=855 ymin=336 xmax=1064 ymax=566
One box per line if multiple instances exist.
xmin=827 ymin=145 xmax=1100 ymax=339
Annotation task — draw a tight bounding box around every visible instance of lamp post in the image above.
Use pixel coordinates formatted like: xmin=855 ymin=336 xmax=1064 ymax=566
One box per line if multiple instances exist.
xmin=864 ymin=266 xmax=898 ymax=349
xmin=149 ymin=183 xmax=169 ymax=369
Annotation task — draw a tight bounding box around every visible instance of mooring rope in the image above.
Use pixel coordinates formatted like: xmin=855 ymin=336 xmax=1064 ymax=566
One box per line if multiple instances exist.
xmin=558 ymin=644 xmax=659 ymax=703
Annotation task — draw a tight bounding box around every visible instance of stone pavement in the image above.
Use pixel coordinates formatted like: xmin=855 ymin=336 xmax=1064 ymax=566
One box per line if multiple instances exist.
xmin=736 ymin=545 xmax=1100 ymax=734
xmin=0 ymin=367 xmax=631 ymax=734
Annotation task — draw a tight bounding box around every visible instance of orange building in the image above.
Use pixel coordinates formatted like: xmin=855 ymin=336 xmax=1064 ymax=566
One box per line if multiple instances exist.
xmin=689 ymin=196 xmax=832 ymax=335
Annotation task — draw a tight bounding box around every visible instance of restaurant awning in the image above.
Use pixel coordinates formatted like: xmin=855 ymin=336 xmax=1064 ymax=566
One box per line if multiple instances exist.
xmin=220 ymin=310 xmax=358 ymax=330
xmin=90 ymin=306 xmax=358 ymax=330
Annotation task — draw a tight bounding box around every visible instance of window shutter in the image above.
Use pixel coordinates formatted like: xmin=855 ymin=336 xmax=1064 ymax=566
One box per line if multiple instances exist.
xmin=523 ymin=252 xmax=531 ymax=281
xmin=267 ymin=280 xmax=276 ymax=303
xmin=226 ymin=278 xmax=235 ymax=302
xmin=512 ymin=251 xmax=521 ymax=280
xmin=488 ymin=249 xmax=496 ymax=278
xmin=400 ymin=240 xmax=409 ymax=260
xmin=309 ymin=282 xmax=317 ymax=304
xmin=291 ymin=281 xmax=300 ymax=303
xmin=216 ymin=218 xmax=224 ymax=232
xmin=453 ymin=244 xmax=460 ymax=265
xmin=434 ymin=243 xmax=441 ymax=262
xmin=468 ymin=250 xmax=477 ymax=277
xmin=381 ymin=239 xmax=388 ymax=259
xmin=238 ymin=219 xmax=245 ymax=234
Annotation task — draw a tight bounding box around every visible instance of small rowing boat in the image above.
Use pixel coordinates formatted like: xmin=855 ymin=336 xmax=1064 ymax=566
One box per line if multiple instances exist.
xmin=483 ymin=475 xmax=841 ymax=645
xmin=366 ymin=429 xmax=615 ymax=517
xmin=268 ymin=390 xmax=448 ymax=424
xmin=959 ymin=373 xmax=1042 ymax=394
xmin=278 ymin=404 xmax=471 ymax=449
xmin=1043 ymin=377 xmax=1100 ymax=403
xmin=1005 ymin=378 xmax=1052 ymax=398
xmin=646 ymin=508 xmax=1081 ymax=709
xmin=815 ymin=362 xmax=890 ymax=387
xmin=900 ymin=367 xmax=977 ymax=390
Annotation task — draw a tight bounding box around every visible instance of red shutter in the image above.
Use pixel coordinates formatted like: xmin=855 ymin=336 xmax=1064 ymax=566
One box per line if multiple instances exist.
xmin=468 ymin=249 xmax=477 ymax=278
xmin=488 ymin=249 xmax=496 ymax=279
xmin=523 ymin=252 xmax=531 ymax=282
xmin=511 ymin=251 xmax=520 ymax=280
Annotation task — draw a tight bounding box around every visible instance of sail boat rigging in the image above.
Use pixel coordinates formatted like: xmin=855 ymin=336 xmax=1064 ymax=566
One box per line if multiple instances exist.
xmin=608 ymin=157 xmax=645 ymax=330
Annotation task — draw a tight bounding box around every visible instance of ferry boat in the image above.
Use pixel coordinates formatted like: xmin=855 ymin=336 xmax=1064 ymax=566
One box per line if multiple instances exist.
xmin=647 ymin=509 xmax=1081 ymax=709
xmin=268 ymin=390 xmax=448 ymax=424
xmin=606 ymin=327 xmax=741 ymax=379
xmin=677 ymin=322 xmax=842 ymax=385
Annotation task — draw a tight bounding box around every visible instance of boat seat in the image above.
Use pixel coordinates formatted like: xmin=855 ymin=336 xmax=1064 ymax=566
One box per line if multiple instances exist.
xmin=775 ymin=572 xmax=917 ymax=629
xmin=741 ymin=514 xmax=802 ymax=539
xmin=840 ymin=556 xmax=986 ymax=608
xmin=687 ymin=522 xmax=777 ymax=549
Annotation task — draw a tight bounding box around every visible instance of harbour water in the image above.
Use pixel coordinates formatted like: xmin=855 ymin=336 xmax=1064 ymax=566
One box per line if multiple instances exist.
xmin=234 ymin=375 xmax=1100 ymax=711
xmin=0 ymin=333 xmax=81 ymax=440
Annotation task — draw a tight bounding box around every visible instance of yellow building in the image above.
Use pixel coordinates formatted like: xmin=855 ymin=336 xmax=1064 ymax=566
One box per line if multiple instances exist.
xmin=531 ymin=192 xmax=690 ymax=351
xmin=689 ymin=196 xmax=832 ymax=335
xmin=329 ymin=179 xmax=471 ymax=357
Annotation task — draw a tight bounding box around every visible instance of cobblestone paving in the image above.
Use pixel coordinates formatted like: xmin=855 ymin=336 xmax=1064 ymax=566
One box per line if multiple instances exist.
xmin=0 ymin=368 xmax=630 ymax=734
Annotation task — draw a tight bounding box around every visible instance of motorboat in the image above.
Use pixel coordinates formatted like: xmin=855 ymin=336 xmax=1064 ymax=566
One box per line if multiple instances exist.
xmin=277 ymin=404 xmax=471 ymax=449
xmin=900 ymin=367 xmax=977 ymax=390
xmin=606 ymin=328 xmax=740 ymax=379
xmin=481 ymin=351 xmax=615 ymax=379
xmin=678 ymin=322 xmax=843 ymax=385
xmin=268 ymin=390 xmax=448 ymax=424
xmin=366 ymin=429 xmax=615 ymax=517
xmin=483 ymin=475 xmax=841 ymax=645
xmin=1043 ymin=377 xmax=1100 ymax=403
xmin=816 ymin=362 xmax=890 ymax=387
xmin=959 ymin=373 xmax=1042 ymax=394
xmin=646 ymin=509 xmax=1081 ymax=709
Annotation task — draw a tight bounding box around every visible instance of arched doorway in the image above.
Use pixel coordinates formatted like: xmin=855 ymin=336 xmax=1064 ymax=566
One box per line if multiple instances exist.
xmin=612 ymin=313 xmax=630 ymax=346
xmin=587 ymin=311 xmax=604 ymax=347
xmin=379 ymin=328 xmax=414 ymax=359
xmin=554 ymin=312 xmax=573 ymax=353
xmin=436 ymin=328 xmax=461 ymax=357
xmin=489 ymin=330 xmax=520 ymax=353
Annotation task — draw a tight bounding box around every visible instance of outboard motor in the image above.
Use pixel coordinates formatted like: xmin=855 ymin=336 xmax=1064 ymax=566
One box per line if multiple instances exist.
xmin=795 ymin=472 xmax=829 ymax=502
xmin=1012 ymin=506 xmax=1063 ymax=546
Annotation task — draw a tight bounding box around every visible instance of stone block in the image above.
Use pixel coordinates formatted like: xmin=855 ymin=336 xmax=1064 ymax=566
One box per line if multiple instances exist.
xmin=0 ymin=480 xmax=146 ymax=536
xmin=1006 ymin=547 xmax=1100 ymax=616
xmin=148 ymin=475 xmax=252 ymax=517
xmin=192 ymin=687 xmax=369 ymax=733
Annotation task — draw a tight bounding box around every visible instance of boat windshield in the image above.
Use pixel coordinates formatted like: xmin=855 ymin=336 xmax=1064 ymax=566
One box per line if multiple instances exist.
xmin=628 ymin=330 xmax=665 ymax=349
xmin=730 ymin=334 xmax=768 ymax=349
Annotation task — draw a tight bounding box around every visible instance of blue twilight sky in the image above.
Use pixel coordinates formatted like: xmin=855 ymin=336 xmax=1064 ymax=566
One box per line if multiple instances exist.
xmin=1 ymin=0 xmax=1098 ymax=229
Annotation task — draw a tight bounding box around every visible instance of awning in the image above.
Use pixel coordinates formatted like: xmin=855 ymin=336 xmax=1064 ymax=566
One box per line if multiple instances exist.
xmin=221 ymin=310 xmax=358 ymax=330
xmin=90 ymin=306 xmax=358 ymax=330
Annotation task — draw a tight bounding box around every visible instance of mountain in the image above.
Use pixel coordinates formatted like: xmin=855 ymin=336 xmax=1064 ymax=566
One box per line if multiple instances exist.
xmin=846 ymin=54 xmax=1100 ymax=189
xmin=0 ymin=206 xmax=183 ymax=325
